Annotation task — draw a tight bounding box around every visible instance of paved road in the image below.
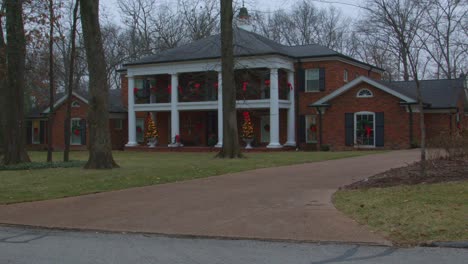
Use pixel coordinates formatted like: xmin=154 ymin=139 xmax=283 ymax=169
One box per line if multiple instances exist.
xmin=0 ymin=150 xmax=420 ymax=245
xmin=0 ymin=226 xmax=466 ymax=264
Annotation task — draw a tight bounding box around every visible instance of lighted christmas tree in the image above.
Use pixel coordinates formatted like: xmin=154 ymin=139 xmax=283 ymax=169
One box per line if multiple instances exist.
xmin=145 ymin=114 xmax=158 ymax=142
xmin=242 ymin=111 xmax=254 ymax=139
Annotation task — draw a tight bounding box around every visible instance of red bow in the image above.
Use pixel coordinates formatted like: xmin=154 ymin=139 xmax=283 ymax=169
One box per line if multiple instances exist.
xmin=73 ymin=129 xmax=80 ymax=136
xmin=264 ymin=80 xmax=270 ymax=86
xmin=178 ymin=86 xmax=183 ymax=94
xmin=365 ymin=125 xmax=372 ymax=137
xmin=175 ymin=134 xmax=181 ymax=143
xmin=194 ymin=83 xmax=201 ymax=89
xmin=288 ymin=82 xmax=293 ymax=90
xmin=133 ymin=87 xmax=139 ymax=94
xmin=167 ymin=85 xmax=172 ymax=94
xmin=242 ymin=81 xmax=249 ymax=92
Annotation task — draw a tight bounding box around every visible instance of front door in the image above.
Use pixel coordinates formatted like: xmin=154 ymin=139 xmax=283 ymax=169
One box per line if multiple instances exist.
xmin=261 ymin=116 xmax=270 ymax=143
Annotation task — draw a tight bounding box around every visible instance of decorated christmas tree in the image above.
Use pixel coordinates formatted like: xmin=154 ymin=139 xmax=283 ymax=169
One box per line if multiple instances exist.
xmin=145 ymin=114 xmax=158 ymax=142
xmin=242 ymin=111 xmax=254 ymax=139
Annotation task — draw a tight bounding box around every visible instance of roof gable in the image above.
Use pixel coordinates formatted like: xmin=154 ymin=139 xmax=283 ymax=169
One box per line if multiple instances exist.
xmin=311 ymin=76 xmax=417 ymax=106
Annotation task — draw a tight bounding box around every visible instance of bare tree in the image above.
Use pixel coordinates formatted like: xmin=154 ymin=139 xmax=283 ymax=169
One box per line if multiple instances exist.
xmin=218 ymin=0 xmax=241 ymax=158
xmin=180 ymin=0 xmax=220 ymax=41
xmin=368 ymin=0 xmax=430 ymax=176
xmin=421 ymin=0 xmax=467 ymax=79
xmin=47 ymin=0 xmax=56 ymax=162
xmin=2 ymin=0 xmax=31 ymax=164
xmin=80 ymin=0 xmax=118 ymax=169
xmin=0 ymin=1 xmax=5 ymax=156
xmin=64 ymin=0 xmax=79 ymax=162
xmin=151 ymin=4 xmax=186 ymax=50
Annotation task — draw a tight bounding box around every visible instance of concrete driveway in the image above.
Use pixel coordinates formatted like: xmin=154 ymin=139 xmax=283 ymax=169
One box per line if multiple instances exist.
xmin=0 ymin=149 xmax=420 ymax=245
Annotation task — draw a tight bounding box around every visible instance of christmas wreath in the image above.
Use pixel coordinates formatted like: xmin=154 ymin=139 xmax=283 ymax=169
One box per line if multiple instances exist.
xmin=72 ymin=125 xmax=81 ymax=136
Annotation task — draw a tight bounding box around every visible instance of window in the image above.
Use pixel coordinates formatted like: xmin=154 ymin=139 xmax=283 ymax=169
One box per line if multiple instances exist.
xmin=71 ymin=119 xmax=82 ymax=145
xmin=71 ymin=101 xmax=80 ymax=108
xmin=357 ymin=88 xmax=373 ymax=98
xmin=344 ymin=69 xmax=348 ymax=82
xmin=136 ymin=118 xmax=145 ymax=143
xmin=32 ymin=120 xmax=40 ymax=144
xmin=305 ymin=115 xmax=318 ymax=143
xmin=305 ymin=69 xmax=320 ymax=92
xmin=355 ymin=112 xmax=375 ymax=146
xmin=114 ymin=119 xmax=123 ymax=130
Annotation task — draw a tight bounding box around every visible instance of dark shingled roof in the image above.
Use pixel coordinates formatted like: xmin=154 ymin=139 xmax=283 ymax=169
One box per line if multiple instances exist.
xmin=27 ymin=89 xmax=126 ymax=117
xmin=380 ymin=79 xmax=465 ymax=109
xmin=124 ymin=28 xmax=379 ymax=70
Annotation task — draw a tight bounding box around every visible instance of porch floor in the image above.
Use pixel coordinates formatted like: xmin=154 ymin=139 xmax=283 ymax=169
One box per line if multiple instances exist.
xmin=124 ymin=146 xmax=297 ymax=152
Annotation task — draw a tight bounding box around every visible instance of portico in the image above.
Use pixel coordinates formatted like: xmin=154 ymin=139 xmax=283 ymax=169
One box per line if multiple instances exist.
xmin=124 ymin=56 xmax=296 ymax=148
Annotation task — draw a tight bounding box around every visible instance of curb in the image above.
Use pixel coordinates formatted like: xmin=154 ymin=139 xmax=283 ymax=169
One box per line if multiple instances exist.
xmin=421 ymin=241 xmax=468 ymax=249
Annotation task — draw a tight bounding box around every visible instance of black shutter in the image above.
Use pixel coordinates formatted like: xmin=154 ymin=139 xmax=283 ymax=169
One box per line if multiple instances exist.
xmin=26 ymin=120 xmax=32 ymax=144
xmin=319 ymin=68 xmax=326 ymax=91
xmin=299 ymin=115 xmax=306 ymax=143
xmin=375 ymin=112 xmax=384 ymax=147
xmin=80 ymin=119 xmax=87 ymax=145
xmin=144 ymin=79 xmax=150 ymax=97
xmin=345 ymin=113 xmax=354 ymax=146
xmin=39 ymin=120 xmax=46 ymax=144
xmin=297 ymin=68 xmax=305 ymax=92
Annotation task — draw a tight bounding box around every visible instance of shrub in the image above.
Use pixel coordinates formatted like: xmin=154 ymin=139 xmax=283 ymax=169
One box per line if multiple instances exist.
xmin=320 ymin=144 xmax=331 ymax=151
xmin=427 ymin=130 xmax=468 ymax=160
xmin=0 ymin=161 xmax=85 ymax=171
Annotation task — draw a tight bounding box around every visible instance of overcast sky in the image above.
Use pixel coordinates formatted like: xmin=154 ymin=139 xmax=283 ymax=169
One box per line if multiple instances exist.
xmin=100 ymin=0 xmax=364 ymax=25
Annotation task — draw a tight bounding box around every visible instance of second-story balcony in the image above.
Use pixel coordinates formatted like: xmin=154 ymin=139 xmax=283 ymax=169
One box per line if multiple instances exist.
xmin=132 ymin=68 xmax=292 ymax=105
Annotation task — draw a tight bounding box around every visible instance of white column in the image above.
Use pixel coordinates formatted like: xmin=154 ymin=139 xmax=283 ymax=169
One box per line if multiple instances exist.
xmin=267 ymin=68 xmax=282 ymax=148
xmin=285 ymin=70 xmax=296 ymax=146
xmin=215 ymin=71 xmax=223 ymax=148
xmin=126 ymin=76 xmax=138 ymax=147
xmin=169 ymin=73 xmax=180 ymax=146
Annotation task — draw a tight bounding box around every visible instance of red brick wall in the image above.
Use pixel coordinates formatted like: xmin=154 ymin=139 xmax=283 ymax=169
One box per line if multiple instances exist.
xmin=296 ymin=60 xmax=382 ymax=116
xmin=51 ymin=95 xmax=89 ymax=150
xmin=27 ymin=95 xmax=127 ymax=151
xmin=321 ymin=83 xmax=413 ymax=150
xmin=121 ymin=75 xmax=128 ymax=108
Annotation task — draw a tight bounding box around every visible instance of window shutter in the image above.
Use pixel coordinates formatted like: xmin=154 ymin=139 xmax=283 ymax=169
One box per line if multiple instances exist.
xmin=26 ymin=120 xmax=32 ymax=144
xmin=345 ymin=113 xmax=354 ymax=146
xmin=80 ymin=119 xmax=87 ymax=145
xmin=144 ymin=79 xmax=150 ymax=98
xmin=319 ymin=68 xmax=326 ymax=91
xmin=299 ymin=115 xmax=306 ymax=143
xmin=39 ymin=120 xmax=46 ymax=144
xmin=297 ymin=68 xmax=305 ymax=92
xmin=376 ymin=112 xmax=384 ymax=147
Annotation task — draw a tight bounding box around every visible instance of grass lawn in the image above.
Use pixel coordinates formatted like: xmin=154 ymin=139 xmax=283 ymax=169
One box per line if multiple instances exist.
xmin=0 ymin=150 xmax=379 ymax=204
xmin=334 ymin=182 xmax=468 ymax=246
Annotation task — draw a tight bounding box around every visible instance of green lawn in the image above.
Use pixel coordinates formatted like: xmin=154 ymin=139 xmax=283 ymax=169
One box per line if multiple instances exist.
xmin=0 ymin=150 xmax=378 ymax=204
xmin=334 ymin=182 xmax=468 ymax=246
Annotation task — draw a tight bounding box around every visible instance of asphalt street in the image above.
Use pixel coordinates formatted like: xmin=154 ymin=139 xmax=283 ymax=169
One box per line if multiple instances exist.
xmin=0 ymin=226 xmax=467 ymax=264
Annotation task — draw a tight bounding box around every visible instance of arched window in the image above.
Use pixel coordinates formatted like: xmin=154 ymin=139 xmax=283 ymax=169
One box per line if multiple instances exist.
xmin=71 ymin=101 xmax=80 ymax=108
xmin=357 ymin=88 xmax=373 ymax=98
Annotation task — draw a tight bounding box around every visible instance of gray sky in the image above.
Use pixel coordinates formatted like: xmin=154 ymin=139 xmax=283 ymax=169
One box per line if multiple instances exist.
xmin=100 ymin=0 xmax=364 ymax=25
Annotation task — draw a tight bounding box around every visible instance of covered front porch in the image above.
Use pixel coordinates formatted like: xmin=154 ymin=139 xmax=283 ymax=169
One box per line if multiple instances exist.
xmin=125 ymin=56 xmax=297 ymax=149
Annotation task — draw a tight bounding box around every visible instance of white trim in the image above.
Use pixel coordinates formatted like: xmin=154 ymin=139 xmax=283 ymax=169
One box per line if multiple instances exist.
xmin=356 ymin=88 xmax=373 ymax=98
xmin=71 ymin=100 xmax=80 ymax=108
xmin=43 ymin=92 xmax=89 ymax=113
xmin=344 ymin=69 xmax=348 ymax=82
xmin=354 ymin=111 xmax=375 ymax=147
xmin=313 ymin=76 xmax=416 ymax=105
xmin=300 ymin=56 xmax=385 ymax=74
xmin=126 ymin=55 xmax=295 ymax=77
xmin=133 ymin=99 xmax=291 ymax=112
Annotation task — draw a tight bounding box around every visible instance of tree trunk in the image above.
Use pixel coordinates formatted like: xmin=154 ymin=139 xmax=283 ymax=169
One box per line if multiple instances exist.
xmin=47 ymin=0 xmax=55 ymax=162
xmin=0 ymin=9 xmax=6 ymax=158
xmin=2 ymin=0 xmax=30 ymax=165
xmin=415 ymin=79 xmax=426 ymax=177
xmin=217 ymin=0 xmax=241 ymax=158
xmin=80 ymin=0 xmax=118 ymax=169
xmin=64 ymin=0 xmax=79 ymax=162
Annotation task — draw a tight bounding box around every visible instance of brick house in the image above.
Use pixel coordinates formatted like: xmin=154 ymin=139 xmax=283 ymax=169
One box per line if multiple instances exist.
xmin=26 ymin=90 xmax=127 ymax=151
xmin=119 ymin=23 xmax=467 ymax=150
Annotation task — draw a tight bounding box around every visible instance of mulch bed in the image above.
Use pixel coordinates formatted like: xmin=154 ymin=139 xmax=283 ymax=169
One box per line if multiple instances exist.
xmin=344 ymin=157 xmax=468 ymax=189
